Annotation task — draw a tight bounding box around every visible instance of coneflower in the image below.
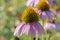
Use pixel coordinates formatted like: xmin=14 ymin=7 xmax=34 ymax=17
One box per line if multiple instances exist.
xmin=35 ymin=0 xmax=52 ymax=20
xmin=14 ymin=7 xmax=44 ymax=38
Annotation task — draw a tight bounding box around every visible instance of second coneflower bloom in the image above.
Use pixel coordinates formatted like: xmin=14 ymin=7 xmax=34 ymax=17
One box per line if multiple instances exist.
xmin=35 ymin=0 xmax=52 ymax=20
xmin=44 ymin=17 xmax=60 ymax=31
xmin=14 ymin=7 xmax=44 ymax=37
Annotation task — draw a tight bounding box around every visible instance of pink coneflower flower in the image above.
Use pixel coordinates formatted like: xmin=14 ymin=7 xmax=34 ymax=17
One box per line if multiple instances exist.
xmin=14 ymin=7 xmax=44 ymax=37
xmin=35 ymin=0 xmax=53 ymax=20
xmin=44 ymin=18 xmax=60 ymax=31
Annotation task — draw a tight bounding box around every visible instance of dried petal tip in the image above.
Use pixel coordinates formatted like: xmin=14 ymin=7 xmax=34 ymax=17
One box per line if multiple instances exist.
xmin=21 ymin=7 xmax=39 ymax=23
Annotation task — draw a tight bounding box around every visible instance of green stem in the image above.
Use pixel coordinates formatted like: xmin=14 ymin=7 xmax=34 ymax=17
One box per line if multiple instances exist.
xmin=42 ymin=34 xmax=44 ymax=40
xmin=46 ymin=31 xmax=50 ymax=40
xmin=36 ymin=32 xmax=38 ymax=40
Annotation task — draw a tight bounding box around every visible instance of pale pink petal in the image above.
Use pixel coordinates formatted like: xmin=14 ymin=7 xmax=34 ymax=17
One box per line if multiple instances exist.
xmin=34 ymin=0 xmax=39 ymax=7
xmin=18 ymin=23 xmax=30 ymax=36
xmin=44 ymin=23 xmax=60 ymax=31
xmin=23 ymin=23 xmax=30 ymax=36
xmin=37 ymin=10 xmax=42 ymax=15
xmin=18 ymin=24 xmax=26 ymax=37
xmin=26 ymin=0 xmax=39 ymax=7
xmin=34 ymin=8 xmax=42 ymax=15
xmin=26 ymin=0 xmax=35 ymax=7
xmin=14 ymin=22 xmax=25 ymax=36
xmin=44 ymin=23 xmax=56 ymax=31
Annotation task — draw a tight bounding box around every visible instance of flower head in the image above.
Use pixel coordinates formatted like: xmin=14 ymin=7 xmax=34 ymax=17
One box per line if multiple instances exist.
xmin=21 ymin=7 xmax=39 ymax=23
xmin=36 ymin=1 xmax=50 ymax=11
xmin=14 ymin=7 xmax=44 ymax=37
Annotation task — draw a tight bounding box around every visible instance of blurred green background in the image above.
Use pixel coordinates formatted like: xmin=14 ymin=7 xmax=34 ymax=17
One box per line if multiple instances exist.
xmin=0 ymin=0 xmax=60 ymax=40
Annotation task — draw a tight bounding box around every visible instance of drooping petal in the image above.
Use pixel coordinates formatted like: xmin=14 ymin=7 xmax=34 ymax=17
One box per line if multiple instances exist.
xmin=18 ymin=23 xmax=26 ymax=37
xmin=45 ymin=11 xmax=52 ymax=20
xmin=44 ymin=23 xmax=56 ymax=31
xmin=31 ymin=22 xmax=44 ymax=35
xmin=18 ymin=23 xmax=30 ymax=36
xmin=44 ymin=23 xmax=60 ymax=31
xmin=30 ymin=23 xmax=36 ymax=37
xmin=42 ymin=11 xmax=47 ymax=20
xmin=55 ymin=23 xmax=60 ymax=30
xmin=14 ymin=22 xmax=25 ymax=36
xmin=23 ymin=23 xmax=30 ymax=36
xmin=47 ymin=0 xmax=54 ymax=4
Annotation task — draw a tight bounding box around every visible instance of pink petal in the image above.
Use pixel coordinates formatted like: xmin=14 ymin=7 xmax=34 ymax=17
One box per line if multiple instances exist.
xmin=42 ymin=11 xmax=47 ymax=20
xmin=55 ymin=23 xmax=60 ymax=30
xmin=47 ymin=0 xmax=54 ymax=4
xmin=37 ymin=10 xmax=42 ymax=15
xmin=44 ymin=23 xmax=60 ymax=31
xmin=30 ymin=23 xmax=36 ymax=37
xmin=26 ymin=0 xmax=34 ymax=7
xmin=44 ymin=23 xmax=56 ymax=30
xmin=18 ymin=24 xmax=25 ymax=37
xmin=34 ymin=8 xmax=42 ymax=15
xmin=45 ymin=11 xmax=52 ymax=20
xmin=26 ymin=0 xmax=39 ymax=7
xmin=31 ymin=22 xmax=44 ymax=35
xmin=23 ymin=23 xmax=30 ymax=36
xmin=14 ymin=22 xmax=25 ymax=36
xmin=18 ymin=23 xmax=30 ymax=36
xmin=34 ymin=0 xmax=39 ymax=7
